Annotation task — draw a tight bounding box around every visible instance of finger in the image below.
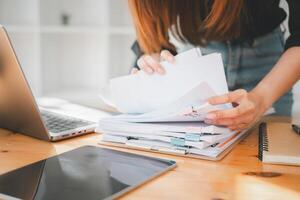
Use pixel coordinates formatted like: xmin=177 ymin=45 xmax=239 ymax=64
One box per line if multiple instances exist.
xmin=205 ymin=116 xmax=247 ymax=127
xmin=204 ymin=117 xmax=236 ymax=126
xmin=131 ymin=68 xmax=139 ymax=74
xmin=205 ymin=111 xmax=255 ymax=127
xmin=230 ymin=123 xmax=248 ymax=131
xmin=240 ymin=113 xmax=256 ymax=125
xmin=208 ymin=89 xmax=247 ymax=105
xmin=204 ymin=107 xmax=257 ymax=127
xmin=137 ymin=57 xmax=154 ymax=74
xmin=228 ymin=125 xmax=242 ymax=131
xmin=144 ymin=55 xmax=165 ymax=75
xmin=205 ymin=105 xmax=248 ymax=120
xmin=160 ymin=50 xmax=175 ymax=63
xmin=228 ymin=125 xmax=239 ymax=131
xmin=228 ymin=123 xmax=248 ymax=130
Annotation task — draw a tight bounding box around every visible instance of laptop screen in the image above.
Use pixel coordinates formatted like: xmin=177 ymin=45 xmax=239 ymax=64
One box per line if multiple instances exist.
xmin=0 ymin=146 xmax=176 ymax=200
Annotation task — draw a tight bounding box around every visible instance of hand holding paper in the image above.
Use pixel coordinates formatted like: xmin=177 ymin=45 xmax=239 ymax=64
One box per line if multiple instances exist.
xmin=134 ymin=50 xmax=175 ymax=75
xmin=206 ymin=88 xmax=269 ymax=131
xmin=101 ymin=48 xmax=230 ymax=116
xmin=97 ymin=48 xmax=250 ymax=159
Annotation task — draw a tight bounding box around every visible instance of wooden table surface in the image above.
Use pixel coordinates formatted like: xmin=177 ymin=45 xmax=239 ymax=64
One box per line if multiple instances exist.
xmin=1 ymin=120 xmax=300 ymax=200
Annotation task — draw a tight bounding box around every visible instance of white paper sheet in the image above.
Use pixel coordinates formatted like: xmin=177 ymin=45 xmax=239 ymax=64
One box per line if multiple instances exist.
xmin=97 ymin=118 xmax=235 ymax=143
xmin=107 ymin=48 xmax=228 ymax=114
xmin=107 ymin=82 xmax=230 ymax=122
xmin=97 ymin=120 xmax=232 ymax=136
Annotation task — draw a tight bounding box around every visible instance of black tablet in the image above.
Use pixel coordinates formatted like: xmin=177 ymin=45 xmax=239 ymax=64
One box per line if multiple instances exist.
xmin=0 ymin=146 xmax=176 ymax=200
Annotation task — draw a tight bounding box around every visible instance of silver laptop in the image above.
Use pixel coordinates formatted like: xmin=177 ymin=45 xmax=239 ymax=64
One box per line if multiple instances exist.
xmin=0 ymin=25 xmax=97 ymax=141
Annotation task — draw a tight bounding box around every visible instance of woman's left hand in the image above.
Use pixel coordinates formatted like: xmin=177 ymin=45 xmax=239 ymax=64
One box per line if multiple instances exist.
xmin=205 ymin=89 xmax=268 ymax=131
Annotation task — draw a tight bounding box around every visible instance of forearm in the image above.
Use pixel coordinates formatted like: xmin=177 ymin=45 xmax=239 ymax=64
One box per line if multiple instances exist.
xmin=251 ymin=47 xmax=300 ymax=110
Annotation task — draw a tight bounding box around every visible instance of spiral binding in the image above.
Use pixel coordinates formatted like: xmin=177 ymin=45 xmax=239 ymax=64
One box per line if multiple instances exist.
xmin=258 ymin=123 xmax=269 ymax=161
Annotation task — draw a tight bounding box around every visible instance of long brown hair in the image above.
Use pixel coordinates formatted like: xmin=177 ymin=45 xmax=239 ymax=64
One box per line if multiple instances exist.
xmin=128 ymin=0 xmax=246 ymax=54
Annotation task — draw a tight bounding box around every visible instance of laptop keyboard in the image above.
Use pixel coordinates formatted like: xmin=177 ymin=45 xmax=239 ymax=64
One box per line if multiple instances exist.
xmin=41 ymin=110 xmax=94 ymax=133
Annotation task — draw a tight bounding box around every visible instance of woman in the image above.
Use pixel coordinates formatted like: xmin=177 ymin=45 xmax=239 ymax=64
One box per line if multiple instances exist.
xmin=128 ymin=0 xmax=300 ymax=131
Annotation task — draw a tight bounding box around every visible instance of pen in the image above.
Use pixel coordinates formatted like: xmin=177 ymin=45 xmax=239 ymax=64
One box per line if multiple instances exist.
xmin=292 ymin=124 xmax=300 ymax=135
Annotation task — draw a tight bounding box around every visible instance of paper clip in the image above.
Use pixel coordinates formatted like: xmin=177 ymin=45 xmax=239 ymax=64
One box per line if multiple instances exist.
xmin=185 ymin=133 xmax=201 ymax=142
xmin=171 ymin=138 xmax=186 ymax=147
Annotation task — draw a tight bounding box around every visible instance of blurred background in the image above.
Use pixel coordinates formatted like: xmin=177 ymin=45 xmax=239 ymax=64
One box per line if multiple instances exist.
xmin=0 ymin=0 xmax=299 ymax=117
xmin=0 ymin=0 xmax=135 ymax=108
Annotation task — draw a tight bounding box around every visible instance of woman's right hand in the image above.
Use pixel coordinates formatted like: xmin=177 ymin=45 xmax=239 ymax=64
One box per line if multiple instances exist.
xmin=131 ymin=50 xmax=175 ymax=75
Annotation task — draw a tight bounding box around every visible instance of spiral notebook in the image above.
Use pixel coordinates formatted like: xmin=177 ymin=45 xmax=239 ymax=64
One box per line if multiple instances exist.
xmin=258 ymin=122 xmax=300 ymax=166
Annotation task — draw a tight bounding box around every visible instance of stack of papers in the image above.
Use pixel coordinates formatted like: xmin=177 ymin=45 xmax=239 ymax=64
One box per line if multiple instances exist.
xmin=97 ymin=48 xmax=247 ymax=158
xmin=96 ymin=120 xmax=245 ymax=157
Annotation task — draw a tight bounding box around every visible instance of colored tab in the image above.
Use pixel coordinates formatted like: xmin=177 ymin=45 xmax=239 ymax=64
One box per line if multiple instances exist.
xmin=171 ymin=138 xmax=186 ymax=147
xmin=185 ymin=133 xmax=201 ymax=141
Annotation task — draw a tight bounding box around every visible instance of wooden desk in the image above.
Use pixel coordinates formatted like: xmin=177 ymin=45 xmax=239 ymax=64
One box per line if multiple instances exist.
xmin=1 ymin=123 xmax=300 ymax=200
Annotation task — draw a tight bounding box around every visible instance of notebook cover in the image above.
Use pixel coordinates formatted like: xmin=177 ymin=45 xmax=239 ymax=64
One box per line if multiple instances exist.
xmin=258 ymin=122 xmax=300 ymax=166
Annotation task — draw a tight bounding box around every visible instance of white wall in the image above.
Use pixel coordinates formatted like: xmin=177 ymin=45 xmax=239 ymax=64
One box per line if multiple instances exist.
xmin=0 ymin=0 xmax=135 ymax=108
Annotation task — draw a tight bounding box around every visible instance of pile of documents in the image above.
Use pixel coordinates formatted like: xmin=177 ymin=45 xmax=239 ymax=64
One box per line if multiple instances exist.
xmin=96 ymin=48 xmax=247 ymax=158
xmin=97 ymin=120 xmax=244 ymax=157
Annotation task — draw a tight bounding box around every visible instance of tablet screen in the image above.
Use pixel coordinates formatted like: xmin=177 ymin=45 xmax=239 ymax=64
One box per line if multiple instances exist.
xmin=0 ymin=146 xmax=176 ymax=200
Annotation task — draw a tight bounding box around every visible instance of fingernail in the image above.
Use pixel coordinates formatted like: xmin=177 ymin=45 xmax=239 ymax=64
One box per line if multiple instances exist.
xmin=131 ymin=68 xmax=138 ymax=74
xmin=145 ymin=67 xmax=153 ymax=74
xmin=157 ymin=67 xmax=165 ymax=75
xmin=169 ymin=56 xmax=175 ymax=63
xmin=205 ymin=113 xmax=216 ymax=119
